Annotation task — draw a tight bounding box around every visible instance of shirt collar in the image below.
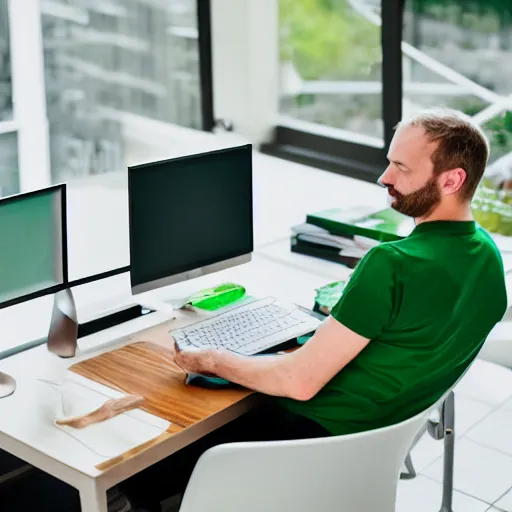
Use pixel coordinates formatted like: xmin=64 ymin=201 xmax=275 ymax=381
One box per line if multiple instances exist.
xmin=410 ymin=220 xmax=477 ymax=236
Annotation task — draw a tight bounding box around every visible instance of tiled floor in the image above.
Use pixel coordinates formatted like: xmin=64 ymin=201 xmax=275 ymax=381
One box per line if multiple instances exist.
xmin=401 ymin=385 xmax=512 ymax=512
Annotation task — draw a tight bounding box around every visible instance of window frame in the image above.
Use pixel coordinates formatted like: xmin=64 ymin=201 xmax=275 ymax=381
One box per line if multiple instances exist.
xmin=197 ymin=0 xmax=215 ymax=132
xmin=260 ymin=0 xmax=405 ymax=184
xmin=7 ymin=0 xmax=51 ymax=193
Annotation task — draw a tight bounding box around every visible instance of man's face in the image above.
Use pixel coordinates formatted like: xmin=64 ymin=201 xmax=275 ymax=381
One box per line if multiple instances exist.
xmin=379 ymin=125 xmax=441 ymax=218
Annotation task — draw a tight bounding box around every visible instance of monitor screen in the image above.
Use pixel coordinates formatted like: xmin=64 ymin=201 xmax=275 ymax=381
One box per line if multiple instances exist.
xmin=128 ymin=144 xmax=253 ymax=293
xmin=0 ymin=185 xmax=67 ymax=308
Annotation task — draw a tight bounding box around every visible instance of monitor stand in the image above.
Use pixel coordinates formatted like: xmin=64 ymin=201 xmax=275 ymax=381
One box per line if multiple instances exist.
xmin=0 ymin=371 xmax=16 ymax=398
xmin=47 ymin=288 xmax=79 ymax=358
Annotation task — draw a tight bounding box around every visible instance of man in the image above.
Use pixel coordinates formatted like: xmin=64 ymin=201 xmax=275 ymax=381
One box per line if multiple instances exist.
xmin=122 ymin=107 xmax=507 ymax=510
xmin=170 ymin=107 xmax=507 ymax=434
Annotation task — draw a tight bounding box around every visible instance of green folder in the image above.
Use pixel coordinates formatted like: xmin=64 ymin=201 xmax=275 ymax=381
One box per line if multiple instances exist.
xmin=306 ymin=206 xmax=414 ymax=243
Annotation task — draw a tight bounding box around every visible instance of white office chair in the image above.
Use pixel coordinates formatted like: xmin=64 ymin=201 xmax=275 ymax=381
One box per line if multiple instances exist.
xmin=177 ymin=406 xmax=432 ymax=512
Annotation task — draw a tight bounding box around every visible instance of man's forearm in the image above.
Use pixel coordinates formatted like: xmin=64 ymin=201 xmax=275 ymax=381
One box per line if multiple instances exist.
xmin=208 ymin=350 xmax=305 ymax=399
xmin=174 ymin=316 xmax=369 ymax=402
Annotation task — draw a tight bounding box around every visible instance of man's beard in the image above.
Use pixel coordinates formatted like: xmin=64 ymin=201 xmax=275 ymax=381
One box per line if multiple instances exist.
xmin=386 ymin=176 xmax=441 ymax=218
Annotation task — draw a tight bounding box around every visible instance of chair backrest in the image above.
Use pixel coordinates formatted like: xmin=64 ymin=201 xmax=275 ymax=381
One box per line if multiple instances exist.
xmin=178 ymin=406 xmax=432 ymax=512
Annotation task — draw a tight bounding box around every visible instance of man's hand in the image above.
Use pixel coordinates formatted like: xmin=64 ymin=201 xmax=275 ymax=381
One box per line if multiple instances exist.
xmin=170 ymin=338 xmax=216 ymax=375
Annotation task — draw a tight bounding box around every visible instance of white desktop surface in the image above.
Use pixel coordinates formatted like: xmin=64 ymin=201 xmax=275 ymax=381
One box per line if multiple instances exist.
xmin=257 ymin=238 xmax=353 ymax=282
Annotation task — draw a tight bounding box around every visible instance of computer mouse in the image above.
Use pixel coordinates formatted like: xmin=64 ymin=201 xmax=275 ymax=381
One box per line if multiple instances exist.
xmin=185 ymin=372 xmax=233 ymax=389
xmin=190 ymin=282 xmax=246 ymax=311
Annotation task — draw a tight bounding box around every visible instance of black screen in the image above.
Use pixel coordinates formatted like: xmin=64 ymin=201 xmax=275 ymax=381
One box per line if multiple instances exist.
xmin=128 ymin=145 xmax=253 ymax=288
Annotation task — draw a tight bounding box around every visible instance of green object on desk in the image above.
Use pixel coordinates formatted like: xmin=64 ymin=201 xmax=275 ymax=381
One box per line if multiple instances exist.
xmin=306 ymin=206 xmax=413 ymax=243
xmin=189 ymin=282 xmax=246 ymax=311
xmin=314 ymin=281 xmax=346 ymax=313
xmin=299 ymin=283 xmax=348 ymax=345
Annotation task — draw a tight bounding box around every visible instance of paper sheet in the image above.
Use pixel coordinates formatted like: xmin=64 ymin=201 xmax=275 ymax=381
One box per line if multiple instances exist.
xmin=39 ymin=378 xmax=170 ymax=459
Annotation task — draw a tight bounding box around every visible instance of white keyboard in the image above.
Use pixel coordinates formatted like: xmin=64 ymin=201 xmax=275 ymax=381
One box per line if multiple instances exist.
xmin=170 ymin=297 xmax=322 ymax=355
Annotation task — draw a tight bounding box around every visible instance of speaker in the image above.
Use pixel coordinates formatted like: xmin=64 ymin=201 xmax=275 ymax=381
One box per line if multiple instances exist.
xmin=47 ymin=289 xmax=78 ymax=358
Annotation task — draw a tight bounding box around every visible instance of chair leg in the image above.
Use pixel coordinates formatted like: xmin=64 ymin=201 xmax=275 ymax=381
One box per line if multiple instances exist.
xmin=438 ymin=391 xmax=455 ymax=512
xmin=400 ymin=452 xmax=417 ymax=480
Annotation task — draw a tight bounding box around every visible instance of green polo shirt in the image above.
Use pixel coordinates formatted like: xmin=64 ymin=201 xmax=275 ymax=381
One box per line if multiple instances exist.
xmin=281 ymin=220 xmax=507 ymax=436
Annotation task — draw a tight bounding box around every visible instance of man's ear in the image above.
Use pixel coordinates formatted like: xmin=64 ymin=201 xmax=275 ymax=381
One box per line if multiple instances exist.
xmin=440 ymin=168 xmax=466 ymax=196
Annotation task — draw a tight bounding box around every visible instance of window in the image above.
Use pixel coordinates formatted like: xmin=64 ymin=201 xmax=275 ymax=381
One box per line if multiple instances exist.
xmin=263 ymin=0 xmax=403 ymax=183
xmin=264 ymin=0 xmax=512 ymax=185
xmin=42 ymin=0 xmax=202 ymax=183
xmin=39 ymin=0 xmax=205 ymax=280
xmin=279 ymin=0 xmax=383 ymax=146
xmin=403 ymin=1 xmax=512 ymax=171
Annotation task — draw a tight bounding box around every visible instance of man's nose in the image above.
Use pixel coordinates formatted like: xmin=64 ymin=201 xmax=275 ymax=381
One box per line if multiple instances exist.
xmin=378 ymin=166 xmax=394 ymax=188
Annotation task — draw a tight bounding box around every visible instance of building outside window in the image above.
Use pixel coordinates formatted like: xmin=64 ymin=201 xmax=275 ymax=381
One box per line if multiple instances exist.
xmin=41 ymin=0 xmax=202 ymax=182
xmin=403 ymin=0 xmax=512 ymax=173
xmin=275 ymin=0 xmax=512 ymax=182
xmin=278 ymin=0 xmax=383 ymax=148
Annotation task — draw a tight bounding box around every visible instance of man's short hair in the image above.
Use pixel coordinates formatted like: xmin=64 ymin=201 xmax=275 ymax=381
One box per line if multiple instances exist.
xmin=396 ymin=107 xmax=490 ymax=201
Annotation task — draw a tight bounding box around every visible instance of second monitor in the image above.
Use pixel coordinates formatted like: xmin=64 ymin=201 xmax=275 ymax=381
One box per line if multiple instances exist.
xmin=0 ymin=184 xmax=67 ymax=310
xmin=128 ymin=144 xmax=253 ymax=296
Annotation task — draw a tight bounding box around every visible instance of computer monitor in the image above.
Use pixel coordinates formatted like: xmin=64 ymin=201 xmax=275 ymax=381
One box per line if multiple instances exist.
xmin=0 ymin=184 xmax=67 ymax=310
xmin=0 ymin=183 xmax=67 ymax=398
xmin=128 ymin=144 xmax=253 ymax=296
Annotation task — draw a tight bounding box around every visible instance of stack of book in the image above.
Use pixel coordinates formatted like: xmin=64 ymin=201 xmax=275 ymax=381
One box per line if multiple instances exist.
xmin=291 ymin=206 xmax=414 ymax=268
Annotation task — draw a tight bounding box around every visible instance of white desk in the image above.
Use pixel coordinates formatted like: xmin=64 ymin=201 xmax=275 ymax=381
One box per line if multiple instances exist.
xmin=0 ymin=256 xmax=331 ymax=512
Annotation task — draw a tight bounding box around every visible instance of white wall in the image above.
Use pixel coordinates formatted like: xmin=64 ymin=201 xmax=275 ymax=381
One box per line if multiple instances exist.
xmin=210 ymin=0 xmax=279 ymax=145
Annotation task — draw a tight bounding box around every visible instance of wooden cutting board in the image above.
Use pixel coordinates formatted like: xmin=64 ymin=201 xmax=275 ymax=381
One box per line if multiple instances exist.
xmin=69 ymin=323 xmax=253 ymax=429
